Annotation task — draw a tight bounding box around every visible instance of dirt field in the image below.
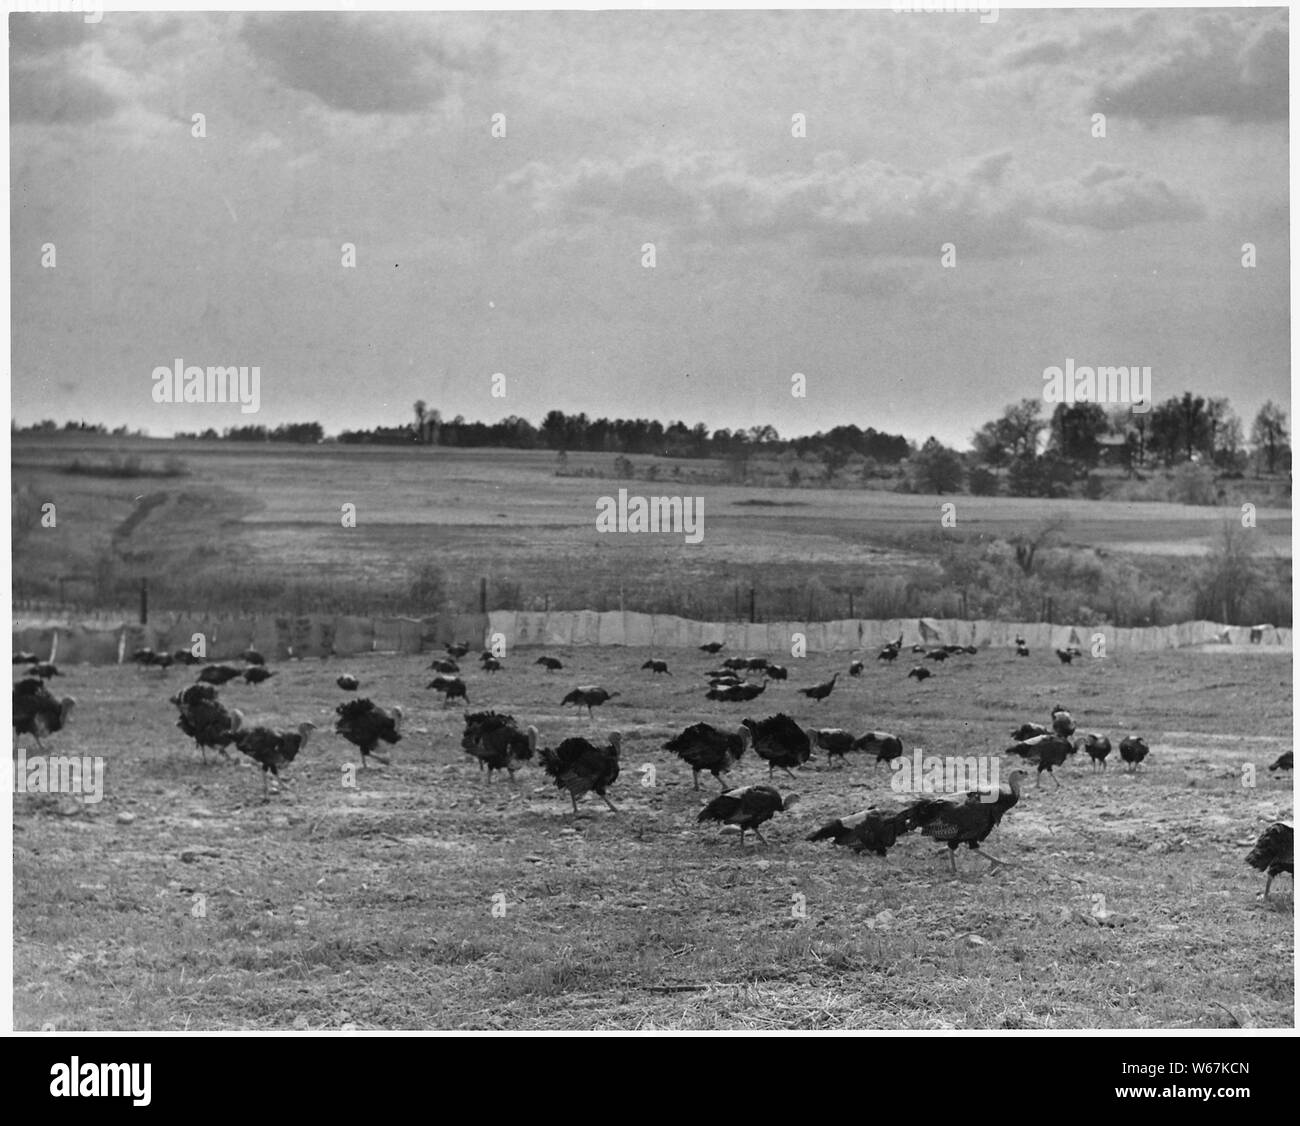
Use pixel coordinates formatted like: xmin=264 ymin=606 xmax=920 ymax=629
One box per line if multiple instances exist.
xmin=13 ymin=643 xmax=1293 ymax=1030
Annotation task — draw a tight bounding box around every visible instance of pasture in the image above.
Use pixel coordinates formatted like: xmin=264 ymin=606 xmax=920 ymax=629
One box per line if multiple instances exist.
xmin=11 ymin=436 xmax=1293 ymax=620
xmin=13 ymin=642 xmax=1293 ymax=1030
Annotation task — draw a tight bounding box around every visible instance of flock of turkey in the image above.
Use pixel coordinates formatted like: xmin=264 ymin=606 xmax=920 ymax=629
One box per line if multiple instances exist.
xmin=9 ymin=635 xmax=1294 ymax=900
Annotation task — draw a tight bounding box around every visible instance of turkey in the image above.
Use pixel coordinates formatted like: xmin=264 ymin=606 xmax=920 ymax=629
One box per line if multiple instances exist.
xmin=243 ymin=666 xmax=274 ymax=686
xmin=172 ymin=649 xmax=201 ymax=666
xmin=699 ymin=641 xmax=725 ymax=654
xmin=809 ymin=728 xmax=857 ymax=768
xmin=242 ymin=649 xmax=266 ymax=666
xmin=877 ymin=646 xmax=899 ymax=662
xmin=1055 ymin=648 xmax=1077 ymax=665
xmin=429 ymin=658 xmax=460 ymax=675
xmin=535 ymin=656 xmax=564 ymax=672
xmin=561 ymin=686 xmax=620 ymax=718
xmin=460 ymin=712 xmax=536 ymax=782
xmin=807 ymin=807 xmax=906 ymax=856
xmin=482 ymin=656 xmax=503 ymax=673
xmin=1268 ymin=751 xmax=1292 ymax=773
xmin=1011 ymin=722 xmax=1050 ymax=741
xmin=537 ymin=732 xmax=621 ymax=815
xmin=641 ymin=659 xmax=671 ymax=675
xmin=723 ymin=657 xmax=750 ymax=671
xmin=31 ymin=662 xmax=60 ymax=680
xmin=1246 ymin=821 xmax=1293 ymax=900
xmin=198 ymin=665 xmax=242 ymax=686
xmin=12 ymin=651 xmax=38 ymax=665
xmin=707 ymin=674 xmax=743 ymax=688
xmin=1074 ymin=733 xmax=1112 ymax=771
xmin=13 ymin=678 xmax=76 ymax=750
xmin=446 ymin=642 xmax=470 ymax=659
xmin=1015 ymin=642 xmax=1030 ymax=657
xmin=764 ymin=664 xmax=789 ymax=680
xmin=746 ymin=657 xmax=769 ymax=672
xmin=1006 ymin=733 xmax=1073 ymax=787
xmin=853 ymin=731 xmax=904 ymax=768
xmin=234 ymin=721 xmax=316 ymax=798
xmin=907 ymin=666 xmax=932 ymax=682
xmin=924 ymin=649 xmax=949 ymax=662
xmin=662 ymin=722 xmax=749 ymax=789
xmin=335 ymin=698 xmax=403 ymax=767
xmin=428 ymin=675 xmax=468 ymax=705
xmin=848 ymin=660 xmax=864 ymax=677
xmin=336 ymin=674 xmax=359 ymax=692
xmin=894 ymin=769 xmax=1029 ymax=874
xmin=1118 ymin=735 xmax=1150 ymax=773
xmin=171 ymin=683 xmax=241 ymax=763
xmin=743 ymin=714 xmax=812 ymax=778
xmin=132 ymin=648 xmax=172 ymax=671
xmin=697 ymin=785 xmax=799 ymax=846
xmin=1050 ymin=704 xmax=1076 ymax=738
xmin=799 ymin=673 xmax=838 ymax=703
xmin=706 ymin=680 xmax=766 ymax=703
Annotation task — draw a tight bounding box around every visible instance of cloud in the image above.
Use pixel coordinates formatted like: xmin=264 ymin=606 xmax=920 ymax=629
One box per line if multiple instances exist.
xmin=239 ymin=12 xmax=491 ymax=115
xmin=1095 ymin=12 xmax=1287 ymax=123
xmin=505 ymin=148 xmax=1204 ymax=259
xmin=11 ymin=59 xmax=118 ymax=124
xmin=8 ymin=13 xmax=93 ymax=58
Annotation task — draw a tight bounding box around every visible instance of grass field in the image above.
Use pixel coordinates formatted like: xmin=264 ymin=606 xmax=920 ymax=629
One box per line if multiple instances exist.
xmin=13 ymin=643 xmax=1293 ymax=1030
xmin=11 ymin=435 xmax=1293 ymax=621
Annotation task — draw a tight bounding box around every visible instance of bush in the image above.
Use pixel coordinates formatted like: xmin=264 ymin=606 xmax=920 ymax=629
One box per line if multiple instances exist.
xmin=968 ymin=467 xmax=999 ymax=496
xmin=408 ymin=563 xmax=449 ymax=614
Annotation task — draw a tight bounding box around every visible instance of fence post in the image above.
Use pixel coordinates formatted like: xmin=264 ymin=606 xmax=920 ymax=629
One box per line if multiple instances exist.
xmin=140 ymin=578 xmax=148 ymax=625
xmin=479 ymin=577 xmax=487 ymax=614
xmin=749 ymin=587 xmax=756 ymax=624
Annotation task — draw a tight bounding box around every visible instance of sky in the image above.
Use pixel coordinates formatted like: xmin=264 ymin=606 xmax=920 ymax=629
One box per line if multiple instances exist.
xmin=7 ymin=5 xmax=1290 ymax=449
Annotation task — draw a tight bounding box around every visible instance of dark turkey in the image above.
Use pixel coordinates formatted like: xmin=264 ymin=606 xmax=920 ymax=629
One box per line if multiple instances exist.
xmin=560 ymin=685 xmax=619 ymax=717
xmin=807 ymin=806 xmax=907 ymax=857
xmin=641 ymin=659 xmax=671 ymax=675
xmin=1006 ymin=733 xmax=1073 ymax=787
xmin=743 ymin=714 xmax=812 ymax=778
xmin=460 ymin=712 xmax=536 ymax=782
xmin=171 ymin=683 xmax=241 ymax=763
xmin=1246 ymin=821 xmax=1293 ymax=900
xmin=1118 ymin=735 xmax=1150 ymax=773
xmin=907 ymin=666 xmax=932 ymax=682
xmin=853 ymin=730 xmax=904 ymax=767
xmin=335 ymin=698 xmax=403 ymax=767
xmin=13 ymin=677 xmax=76 ymax=750
xmin=234 ymin=721 xmax=315 ymax=798
xmin=698 ymin=785 xmax=799 ymax=846
xmin=809 ymin=728 xmax=856 ymax=768
xmin=663 ymin=722 xmax=749 ymax=789
xmin=894 ymin=769 xmax=1029 ymax=874
xmin=1268 ymin=751 xmax=1292 ymax=773
xmin=1075 ymin=732 xmax=1112 ymax=771
xmin=537 ymin=732 xmax=621 ymax=815
xmin=198 ymin=664 xmax=242 ymax=686
xmin=799 ymin=673 xmax=838 ymax=702
xmin=535 ymin=656 xmax=563 ymax=672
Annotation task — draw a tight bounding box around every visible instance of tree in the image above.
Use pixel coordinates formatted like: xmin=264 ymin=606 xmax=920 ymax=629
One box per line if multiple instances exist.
xmin=413 ymin=400 xmax=427 ymax=443
xmin=909 ymin=437 xmax=964 ymax=494
xmin=1002 ymin=399 xmax=1047 ymax=459
xmin=1251 ymin=401 xmax=1289 ymax=474
xmin=1008 ymin=516 xmax=1068 ymax=576
xmin=1049 ymin=402 xmax=1108 ymax=468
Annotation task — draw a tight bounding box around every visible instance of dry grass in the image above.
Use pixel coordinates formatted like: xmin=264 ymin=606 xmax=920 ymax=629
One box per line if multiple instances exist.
xmin=13 ymin=644 xmax=1292 ymax=1030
